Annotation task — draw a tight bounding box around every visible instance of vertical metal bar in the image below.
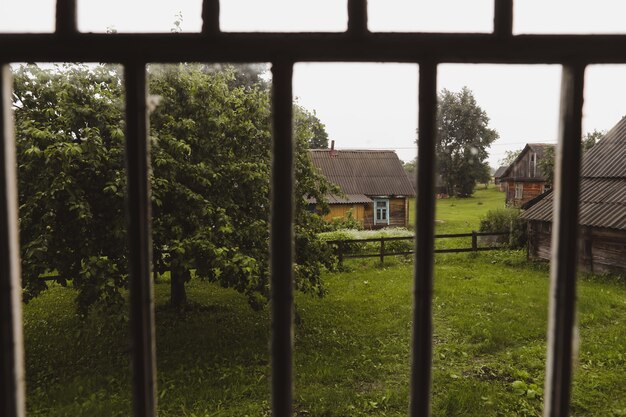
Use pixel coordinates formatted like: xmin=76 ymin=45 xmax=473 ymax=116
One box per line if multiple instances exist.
xmin=348 ymin=0 xmax=368 ymax=35
xmin=124 ymin=63 xmax=157 ymax=417
xmin=55 ymin=0 xmax=77 ymax=35
xmin=270 ymin=61 xmax=294 ymax=417
xmin=0 ymin=65 xmax=25 ymax=417
xmin=543 ymin=64 xmax=585 ymax=417
xmin=410 ymin=62 xmax=437 ymax=417
xmin=494 ymin=0 xmax=514 ymax=37
xmin=201 ymin=0 xmax=220 ymax=35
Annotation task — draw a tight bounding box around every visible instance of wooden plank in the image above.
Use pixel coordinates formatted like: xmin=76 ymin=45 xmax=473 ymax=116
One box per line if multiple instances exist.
xmin=410 ymin=62 xmax=437 ymax=417
xmin=124 ymin=63 xmax=157 ymax=417
xmin=0 ymin=65 xmax=26 ymax=417
xmin=7 ymin=33 xmax=626 ymax=64
xmin=543 ymin=64 xmax=585 ymax=417
xmin=55 ymin=0 xmax=77 ymax=36
xmin=270 ymin=61 xmax=294 ymax=417
xmin=347 ymin=0 xmax=368 ymax=35
xmin=201 ymin=0 xmax=220 ymax=35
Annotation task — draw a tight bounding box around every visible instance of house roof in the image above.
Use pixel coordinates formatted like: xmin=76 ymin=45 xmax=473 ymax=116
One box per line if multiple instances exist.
xmin=493 ymin=165 xmax=508 ymax=178
xmin=501 ymin=143 xmax=555 ymax=180
xmin=309 ymin=149 xmax=416 ymax=197
xmin=521 ymin=118 xmax=626 ymax=231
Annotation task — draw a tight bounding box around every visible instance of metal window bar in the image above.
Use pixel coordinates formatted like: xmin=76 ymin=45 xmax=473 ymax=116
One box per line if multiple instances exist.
xmin=1 ymin=65 xmax=26 ymax=417
xmin=124 ymin=63 xmax=158 ymax=417
xmin=0 ymin=0 xmax=593 ymax=416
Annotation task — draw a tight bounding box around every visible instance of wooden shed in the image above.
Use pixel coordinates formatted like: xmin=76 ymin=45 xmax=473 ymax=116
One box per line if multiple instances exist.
xmin=309 ymin=148 xmax=416 ymax=229
xmin=521 ymin=118 xmax=626 ymax=273
xmin=500 ymin=143 xmax=554 ymax=206
xmin=493 ymin=165 xmax=508 ymax=192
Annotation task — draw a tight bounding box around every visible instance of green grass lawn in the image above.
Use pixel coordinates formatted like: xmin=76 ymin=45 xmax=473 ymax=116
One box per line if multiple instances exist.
xmin=409 ymin=184 xmax=506 ymax=233
xmin=24 ymin=251 xmax=626 ymax=416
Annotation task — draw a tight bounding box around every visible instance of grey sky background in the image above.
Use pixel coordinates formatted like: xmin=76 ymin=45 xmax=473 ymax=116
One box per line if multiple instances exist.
xmin=3 ymin=0 xmax=626 ymax=166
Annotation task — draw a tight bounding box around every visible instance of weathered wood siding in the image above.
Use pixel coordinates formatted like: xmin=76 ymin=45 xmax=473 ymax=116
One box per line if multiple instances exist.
xmin=323 ymin=204 xmax=365 ymax=223
xmin=363 ymin=197 xmax=408 ymax=229
xmin=508 ymin=149 xmax=542 ymax=179
xmin=505 ymin=181 xmax=545 ymax=206
xmin=528 ymin=221 xmax=626 ymax=273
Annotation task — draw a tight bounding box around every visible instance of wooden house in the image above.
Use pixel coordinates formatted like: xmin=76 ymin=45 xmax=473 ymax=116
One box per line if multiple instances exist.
xmin=309 ymin=147 xmax=416 ymax=229
xmin=493 ymin=165 xmax=508 ymax=192
xmin=521 ymin=117 xmax=626 ymax=273
xmin=500 ymin=143 xmax=554 ymax=206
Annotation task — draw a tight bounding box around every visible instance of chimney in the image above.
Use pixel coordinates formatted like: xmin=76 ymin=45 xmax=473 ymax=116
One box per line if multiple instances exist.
xmin=330 ymin=140 xmax=338 ymax=157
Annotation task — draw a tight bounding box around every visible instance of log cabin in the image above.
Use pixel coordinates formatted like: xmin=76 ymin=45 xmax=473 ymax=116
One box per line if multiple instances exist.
xmin=500 ymin=143 xmax=554 ymax=206
xmin=309 ymin=146 xmax=415 ymax=229
xmin=521 ymin=117 xmax=626 ymax=273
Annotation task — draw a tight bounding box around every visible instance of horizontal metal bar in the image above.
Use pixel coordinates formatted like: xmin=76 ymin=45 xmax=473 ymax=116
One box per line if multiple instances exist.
xmin=0 ymin=65 xmax=25 ymax=417
xmin=3 ymin=33 xmax=626 ymax=63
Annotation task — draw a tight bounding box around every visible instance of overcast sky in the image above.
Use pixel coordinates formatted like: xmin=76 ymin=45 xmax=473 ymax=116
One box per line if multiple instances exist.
xmin=3 ymin=0 xmax=626 ymax=166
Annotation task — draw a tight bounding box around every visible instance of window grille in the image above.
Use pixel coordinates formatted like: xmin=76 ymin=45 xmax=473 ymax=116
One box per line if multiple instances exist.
xmin=0 ymin=0 xmax=594 ymax=416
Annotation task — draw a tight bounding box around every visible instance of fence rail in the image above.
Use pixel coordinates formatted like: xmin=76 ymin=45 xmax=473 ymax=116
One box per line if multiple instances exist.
xmin=327 ymin=231 xmax=510 ymax=265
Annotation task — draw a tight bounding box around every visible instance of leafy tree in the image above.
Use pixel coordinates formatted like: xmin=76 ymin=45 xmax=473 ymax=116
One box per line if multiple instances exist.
xmin=436 ymin=87 xmax=499 ymax=196
xmin=14 ymin=64 xmax=128 ymax=314
xmin=294 ymin=106 xmax=329 ymax=149
xmin=538 ymin=129 xmax=604 ymax=185
xmin=499 ymin=149 xmax=522 ymax=166
xmin=15 ymin=63 xmax=333 ymax=313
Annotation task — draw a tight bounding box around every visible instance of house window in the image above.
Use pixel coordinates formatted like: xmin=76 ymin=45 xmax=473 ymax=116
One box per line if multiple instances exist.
xmin=374 ymin=199 xmax=389 ymax=225
xmin=515 ymin=183 xmax=524 ymax=199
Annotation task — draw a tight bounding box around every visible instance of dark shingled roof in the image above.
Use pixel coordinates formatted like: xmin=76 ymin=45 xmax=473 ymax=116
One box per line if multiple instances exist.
xmin=521 ymin=117 xmax=626 ymax=230
xmin=309 ymin=150 xmax=416 ymax=197
xmin=494 ymin=165 xmax=508 ymax=179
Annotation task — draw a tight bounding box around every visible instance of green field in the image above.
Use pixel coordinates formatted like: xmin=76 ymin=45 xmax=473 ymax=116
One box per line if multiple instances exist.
xmin=23 ymin=186 xmax=626 ymax=416
xmin=409 ymin=184 xmax=506 ymax=232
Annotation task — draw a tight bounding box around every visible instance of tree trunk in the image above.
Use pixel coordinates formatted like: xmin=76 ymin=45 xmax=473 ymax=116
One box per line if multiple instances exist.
xmin=170 ymin=268 xmax=188 ymax=309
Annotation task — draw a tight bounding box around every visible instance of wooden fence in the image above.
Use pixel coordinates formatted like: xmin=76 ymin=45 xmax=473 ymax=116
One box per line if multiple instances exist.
xmin=326 ymin=231 xmax=510 ymax=266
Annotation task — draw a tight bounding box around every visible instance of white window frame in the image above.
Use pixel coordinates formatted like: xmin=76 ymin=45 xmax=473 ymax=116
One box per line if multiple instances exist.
xmin=373 ymin=198 xmax=390 ymax=225
xmin=515 ymin=183 xmax=524 ymax=199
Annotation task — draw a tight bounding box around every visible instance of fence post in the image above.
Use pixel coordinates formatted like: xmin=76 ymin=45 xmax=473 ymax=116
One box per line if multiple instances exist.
xmin=380 ymin=237 xmax=385 ymax=264
xmin=471 ymin=231 xmax=478 ymax=252
xmin=337 ymin=241 xmax=344 ymax=268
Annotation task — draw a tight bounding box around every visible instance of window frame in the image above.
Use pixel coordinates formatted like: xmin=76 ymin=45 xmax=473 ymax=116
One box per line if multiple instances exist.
xmin=0 ymin=1 xmax=589 ymax=417
xmin=373 ymin=198 xmax=390 ymax=225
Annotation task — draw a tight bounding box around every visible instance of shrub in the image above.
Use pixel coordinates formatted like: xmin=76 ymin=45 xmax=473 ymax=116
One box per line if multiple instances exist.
xmin=479 ymin=209 xmax=526 ymax=249
xmin=325 ymin=210 xmax=364 ymax=231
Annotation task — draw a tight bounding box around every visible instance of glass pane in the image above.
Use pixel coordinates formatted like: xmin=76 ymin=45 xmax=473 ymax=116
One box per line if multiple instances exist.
xmin=515 ymin=0 xmax=626 ymax=34
xmin=78 ymin=0 xmax=203 ymax=33
xmin=221 ymin=0 xmax=347 ymax=32
xmin=369 ymin=0 xmax=493 ymax=33
xmin=0 ymin=0 xmax=55 ymax=33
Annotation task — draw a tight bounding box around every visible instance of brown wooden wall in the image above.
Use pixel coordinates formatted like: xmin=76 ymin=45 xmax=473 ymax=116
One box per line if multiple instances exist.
xmin=527 ymin=221 xmax=626 ymax=273
xmin=508 ymin=148 xmax=543 ymax=179
xmin=363 ymin=197 xmax=408 ymax=229
xmin=505 ymin=181 xmax=545 ymax=206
